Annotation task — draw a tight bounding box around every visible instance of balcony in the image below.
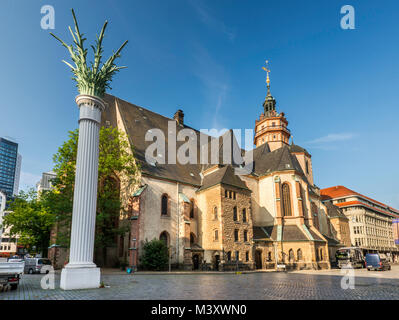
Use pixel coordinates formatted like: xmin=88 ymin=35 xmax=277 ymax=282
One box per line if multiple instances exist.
xmin=255 ymin=125 xmax=291 ymax=137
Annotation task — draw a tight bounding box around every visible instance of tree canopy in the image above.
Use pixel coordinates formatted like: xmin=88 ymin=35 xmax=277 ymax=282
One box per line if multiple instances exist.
xmin=3 ymin=189 xmax=55 ymax=255
xmin=48 ymin=126 xmax=139 ymax=264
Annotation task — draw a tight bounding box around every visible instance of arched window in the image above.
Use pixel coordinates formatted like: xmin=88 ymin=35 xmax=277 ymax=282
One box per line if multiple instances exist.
xmin=233 ymin=206 xmax=238 ymax=221
xmin=161 ymin=194 xmax=168 ymax=216
xmin=289 ymin=249 xmax=295 ymax=262
xmin=214 ymin=229 xmax=219 ymax=241
xmin=190 ymin=199 xmax=195 ymax=219
xmin=159 ymin=231 xmax=169 ymax=247
xmin=242 ymin=208 xmax=247 ymax=222
xmin=282 ymin=183 xmax=292 ymax=216
xmin=213 ymin=206 xmax=218 ymax=220
xmin=297 ymin=249 xmax=303 ymax=261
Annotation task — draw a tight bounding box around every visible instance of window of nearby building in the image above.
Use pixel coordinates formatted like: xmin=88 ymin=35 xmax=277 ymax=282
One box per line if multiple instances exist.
xmin=282 ymin=183 xmax=292 ymax=216
xmin=319 ymin=248 xmax=323 ymax=261
xmin=161 ymin=194 xmax=168 ymax=216
xmin=235 ymin=251 xmax=239 ymax=261
xmin=246 ymin=251 xmax=249 ymax=262
xmin=305 ymin=160 xmax=309 ymax=174
xmin=234 ymin=229 xmax=239 ymax=242
xmin=242 ymin=208 xmax=247 ymax=222
xmin=233 ymin=206 xmax=238 ymax=221
xmin=244 ymin=230 xmax=248 ymax=242
xmin=268 ymin=252 xmax=272 ymax=261
xmin=225 ymin=190 xmax=228 ymax=197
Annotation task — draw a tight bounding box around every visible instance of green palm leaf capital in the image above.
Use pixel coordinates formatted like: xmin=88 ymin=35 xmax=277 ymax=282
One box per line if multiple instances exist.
xmin=50 ymin=9 xmax=128 ymax=98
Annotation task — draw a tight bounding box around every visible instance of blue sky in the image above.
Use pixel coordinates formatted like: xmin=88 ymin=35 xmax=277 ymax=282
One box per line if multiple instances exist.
xmin=1 ymin=0 xmax=399 ymax=208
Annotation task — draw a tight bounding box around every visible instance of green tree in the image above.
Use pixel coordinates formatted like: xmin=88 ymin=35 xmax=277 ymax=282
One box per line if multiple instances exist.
xmin=48 ymin=126 xmax=138 ymax=265
xmin=3 ymin=189 xmax=55 ymax=256
xmin=140 ymin=239 xmax=169 ymax=271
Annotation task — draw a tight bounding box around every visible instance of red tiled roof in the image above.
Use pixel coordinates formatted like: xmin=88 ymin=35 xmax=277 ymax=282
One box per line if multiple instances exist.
xmin=321 ymin=186 xmax=399 ymax=218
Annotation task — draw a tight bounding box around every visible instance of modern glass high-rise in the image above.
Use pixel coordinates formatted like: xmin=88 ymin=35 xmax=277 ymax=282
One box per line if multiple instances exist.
xmin=0 ymin=137 xmax=20 ymax=198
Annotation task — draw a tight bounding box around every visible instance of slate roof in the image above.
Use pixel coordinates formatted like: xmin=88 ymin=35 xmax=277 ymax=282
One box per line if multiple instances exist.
xmin=198 ymin=165 xmax=250 ymax=192
xmin=253 ymin=225 xmax=318 ymax=242
xmin=101 ymin=94 xmax=312 ymax=188
xmin=289 ymin=143 xmax=311 ymax=157
xmin=251 ymin=144 xmax=307 ymax=178
xmin=322 ymin=234 xmax=341 ymax=246
xmin=324 ymin=201 xmax=348 ymax=220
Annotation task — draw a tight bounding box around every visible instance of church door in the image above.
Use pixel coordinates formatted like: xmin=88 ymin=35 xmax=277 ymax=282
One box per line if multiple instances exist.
xmin=214 ymin=255 xmax=220 ymax=271
xmin=192 ymin=254 xmax=199 ymax=270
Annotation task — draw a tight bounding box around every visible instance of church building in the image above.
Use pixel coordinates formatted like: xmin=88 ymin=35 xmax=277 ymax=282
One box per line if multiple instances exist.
xmin=54 ymin=67 xmax=351 ymax=270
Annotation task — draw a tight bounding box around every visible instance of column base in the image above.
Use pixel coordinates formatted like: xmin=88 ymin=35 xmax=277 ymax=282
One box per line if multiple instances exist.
xmin=60 ymin=265 xmax=101 ymax=290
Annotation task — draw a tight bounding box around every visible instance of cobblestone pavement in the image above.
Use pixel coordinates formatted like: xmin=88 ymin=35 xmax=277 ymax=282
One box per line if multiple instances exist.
xmin=1 ymin=267 xmax=399 ymax=300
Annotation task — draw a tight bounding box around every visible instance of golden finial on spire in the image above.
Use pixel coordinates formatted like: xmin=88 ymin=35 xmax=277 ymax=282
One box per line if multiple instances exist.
xmin=262 ymin=60 xmax=270 ymax=84
xmin=262 ymin=60 xmax=271 ymax=95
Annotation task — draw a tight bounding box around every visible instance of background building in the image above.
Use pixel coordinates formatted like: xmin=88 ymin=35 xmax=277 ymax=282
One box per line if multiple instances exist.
xmin=36 ymin=171 xmax=56 ymax=194
xmin=0 ymin=137 xmax=21 ymax=199
xmin=13 ymin=153 xmax=21 ymax=196
xmin=321 ymin=186 xmax=399 ymax=260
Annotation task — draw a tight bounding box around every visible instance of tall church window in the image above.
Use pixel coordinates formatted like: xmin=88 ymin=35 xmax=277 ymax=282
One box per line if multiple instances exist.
xmin=282 ymin=183 xmax=292 ymax=216
xmin=161 ymin=194 xmax=169 ymax=216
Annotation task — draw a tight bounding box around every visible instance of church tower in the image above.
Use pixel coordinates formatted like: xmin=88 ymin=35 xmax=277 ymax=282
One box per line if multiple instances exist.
xmin=254 ymin=62 xmax=291 ymax=151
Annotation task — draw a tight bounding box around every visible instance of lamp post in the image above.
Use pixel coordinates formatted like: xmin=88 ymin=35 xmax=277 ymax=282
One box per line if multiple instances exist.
xmin=51 ymin=9 xmax=128 ymax=290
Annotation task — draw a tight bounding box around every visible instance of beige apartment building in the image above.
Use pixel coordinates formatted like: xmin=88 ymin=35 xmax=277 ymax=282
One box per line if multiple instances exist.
xmin=321 ymin=186 xmax=399 ymax=259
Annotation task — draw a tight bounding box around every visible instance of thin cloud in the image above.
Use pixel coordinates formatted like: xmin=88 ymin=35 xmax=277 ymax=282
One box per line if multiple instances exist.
xmin=189 ymin=0 xmax=235 ymax=41
xmin=191 ymin=44 xmax=229 ymax=130
xmin=307 ymin=133 xmax=356 ymax=144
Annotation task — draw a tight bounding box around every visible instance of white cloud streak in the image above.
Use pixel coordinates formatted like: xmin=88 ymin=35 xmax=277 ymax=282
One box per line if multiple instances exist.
xmin=307 ymin=133 xmax=356 ymax=144
xmin=189 ymin=0 xmax=235 ymax=41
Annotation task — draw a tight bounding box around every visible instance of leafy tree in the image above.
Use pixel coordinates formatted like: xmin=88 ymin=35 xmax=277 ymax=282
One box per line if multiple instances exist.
xmin=48 ymin=126 xmax=138 ymax=265
xmin=3 ymin=189 xmax=55 ymax=256
xmin=140 ymin=239 xmax=169 ymax=271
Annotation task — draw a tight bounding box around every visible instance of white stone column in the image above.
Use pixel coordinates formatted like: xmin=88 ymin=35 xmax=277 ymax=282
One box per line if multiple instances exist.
xmin=60 ymin=94 xmax=105 ymax=290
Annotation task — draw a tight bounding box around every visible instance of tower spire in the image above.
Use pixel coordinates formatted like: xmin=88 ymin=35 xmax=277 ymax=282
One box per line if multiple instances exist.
xmin=261 ymin=60 xmax=276 ymax=116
